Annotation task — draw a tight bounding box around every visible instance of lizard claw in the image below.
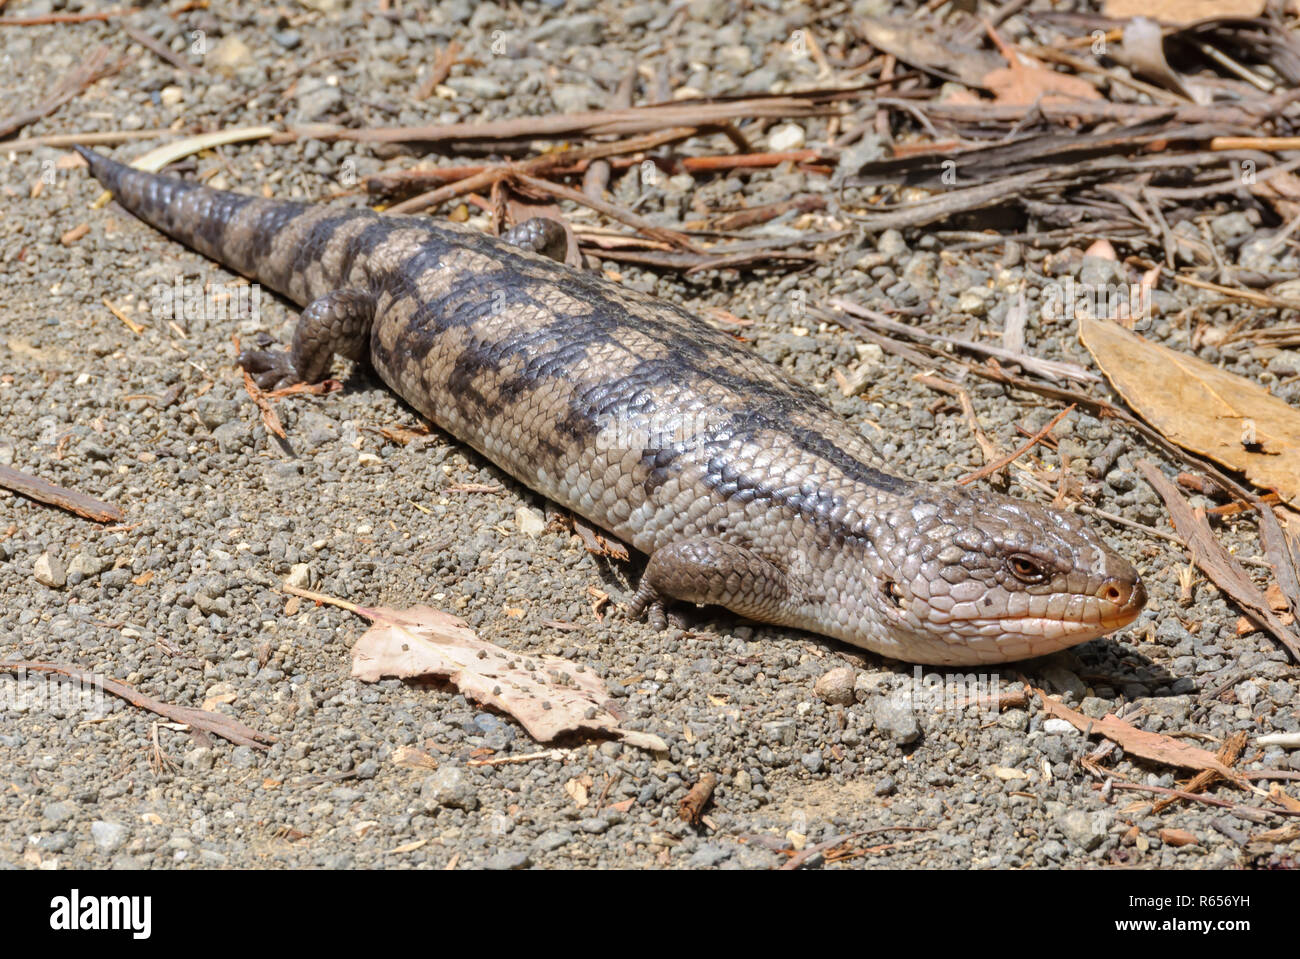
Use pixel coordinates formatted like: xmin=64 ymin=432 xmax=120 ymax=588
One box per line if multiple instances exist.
xmin=644 ymin=600 xmax=669 ymax=631
xmin=627 ymin=585 xmax=689 ymax=631
xmin=238 ymin=348 xmax=300 ymax=391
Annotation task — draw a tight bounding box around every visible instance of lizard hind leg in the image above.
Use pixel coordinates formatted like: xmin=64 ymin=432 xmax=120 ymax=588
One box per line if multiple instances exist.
xmin=501 ymin=218 xmax=568 ymax=262
xmin=238 ymin=288 xmax=376 ymax=389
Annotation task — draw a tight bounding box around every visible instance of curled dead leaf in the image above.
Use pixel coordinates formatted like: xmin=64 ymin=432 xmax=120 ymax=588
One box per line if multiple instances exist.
xmin=1157 ymin=828 xmax=1198 ymax=847
xmin=1116 ymin=17 xmax=1206 ymax=104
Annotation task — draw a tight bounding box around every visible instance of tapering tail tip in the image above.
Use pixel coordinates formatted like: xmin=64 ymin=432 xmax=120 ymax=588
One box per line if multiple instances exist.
xmin=73 ymin=144 xmax=116 ymax=186
xmin=75 ymin=144 xmax=154 ymax=204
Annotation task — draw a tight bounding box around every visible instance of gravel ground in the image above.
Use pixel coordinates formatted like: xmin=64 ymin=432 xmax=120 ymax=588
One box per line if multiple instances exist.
xmin=1 ymin=0 xmax=1297 ymax=870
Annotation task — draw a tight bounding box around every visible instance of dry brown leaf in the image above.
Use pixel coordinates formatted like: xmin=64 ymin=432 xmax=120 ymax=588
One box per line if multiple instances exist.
xmin=571 ymin=515 xmax=630 ymax=561
xmin=1103 ymin=0 xmax=1264 ymax=25
xmin=1034 ymin=689 xmax=1249 ymax=786
xmin=858 ymin=17 xmax=1002 ymax=87
xmin=984 ymin=23 xmax=1101 ymax=106
xmin=1080 ymin=317 xmax=1300 ymax=508
xmin=350 ymin=604 xmax=668 ymax=752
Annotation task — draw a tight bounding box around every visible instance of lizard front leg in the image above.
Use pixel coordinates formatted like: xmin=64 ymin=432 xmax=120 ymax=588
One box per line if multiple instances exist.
xmin=628 ymin=539 xmax=801 ymax=630
xmin=239 ymin=288 xmax=376 ymax=389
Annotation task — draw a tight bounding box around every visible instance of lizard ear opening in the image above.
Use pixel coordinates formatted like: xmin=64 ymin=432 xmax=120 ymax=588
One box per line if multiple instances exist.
xmin=882 ymin=579 xmax=905 ymax=608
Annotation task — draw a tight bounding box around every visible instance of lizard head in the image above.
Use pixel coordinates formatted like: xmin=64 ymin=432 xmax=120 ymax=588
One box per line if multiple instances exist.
xmin=826 ymin=486 xmax=1146 ymax=666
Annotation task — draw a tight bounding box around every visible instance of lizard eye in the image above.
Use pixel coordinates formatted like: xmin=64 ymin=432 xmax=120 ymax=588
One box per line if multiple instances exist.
xmin=1008 ymin=553 xmax=1048 ymax=584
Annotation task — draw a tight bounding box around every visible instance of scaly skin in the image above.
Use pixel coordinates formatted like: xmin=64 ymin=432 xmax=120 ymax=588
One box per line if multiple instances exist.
xmin=76 ymin=146 xmax=1146 ymax=665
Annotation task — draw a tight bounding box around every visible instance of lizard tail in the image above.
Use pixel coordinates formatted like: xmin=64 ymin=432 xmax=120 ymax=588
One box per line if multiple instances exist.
xmin=74 ymin=146 xmax=311 ymax=299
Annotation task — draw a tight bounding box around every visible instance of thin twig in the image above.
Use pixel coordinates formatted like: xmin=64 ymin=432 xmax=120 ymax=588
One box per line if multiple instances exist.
xmin=414 ymin=41 xmax=461 ymax=100
xmin=0 ymin=661 xmax=273 ymax=749
xmin=0 ymin=6 xmax=138 ymax=24
xmin=1104 ymin=781 xmax=1300 ymax=821
xmin=122 ymin=24 xmax=200 ymax=75
xmin=958 ymin=404 xmax=1075 ymax=486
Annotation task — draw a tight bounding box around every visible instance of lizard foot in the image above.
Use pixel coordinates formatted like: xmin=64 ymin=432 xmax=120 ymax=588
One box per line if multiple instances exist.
xmin=627 ymin=584 xmax=690 ymax=631
xmin=238 ymin=345 xmax=300 ymax=391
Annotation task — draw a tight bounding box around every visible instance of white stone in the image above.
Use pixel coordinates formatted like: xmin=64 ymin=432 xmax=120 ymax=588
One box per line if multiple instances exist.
xmin=1043 ymin=718 xmax=1078 ymax=736
xmin=284 ymin=564 xmax=312 ymax=589
xmin=515 ymin=506 xmax=546 ymax=537
xmin=767 ymin=123 xmax=806 ymax=151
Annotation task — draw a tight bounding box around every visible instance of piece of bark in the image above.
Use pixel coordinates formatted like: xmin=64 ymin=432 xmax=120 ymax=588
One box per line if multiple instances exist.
xmin=678 ymin=772 xmax=718 ymax=824
xmin=1136 ymin=461 xmax=1300 ymax=661
xmin=0 ymin=463 xmax=123 ymax=523
xmin=1035 ymin=687 xmax=1250 ymax=786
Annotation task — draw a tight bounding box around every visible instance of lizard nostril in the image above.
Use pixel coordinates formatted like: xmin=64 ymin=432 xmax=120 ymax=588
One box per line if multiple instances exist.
xmin=1099 ymin=580 xmax=1141 ymax=608
xmin=1096 ymin=576 xmax=1147 ymax=625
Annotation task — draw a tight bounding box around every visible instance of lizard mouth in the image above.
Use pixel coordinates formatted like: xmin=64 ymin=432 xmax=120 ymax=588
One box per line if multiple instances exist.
xmin=997 ymin=575 xmax=1147 ymax=639
xmin=985 ymin=597 xmax=1145 ymax=643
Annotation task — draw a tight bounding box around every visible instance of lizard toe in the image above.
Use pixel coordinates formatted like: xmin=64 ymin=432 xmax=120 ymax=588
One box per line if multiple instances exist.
xmin=238 ymin=349 xmax=299 ymax=389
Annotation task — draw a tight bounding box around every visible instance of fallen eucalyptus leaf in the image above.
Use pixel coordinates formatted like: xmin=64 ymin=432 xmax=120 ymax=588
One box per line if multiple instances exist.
xmin=1103 ymin=0 xmax=1264 ymax=26
xmin=350 ymin=604 xmax=667 ymax=752
xmin=1080 ymin=316 xmax=1300 ymax=508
